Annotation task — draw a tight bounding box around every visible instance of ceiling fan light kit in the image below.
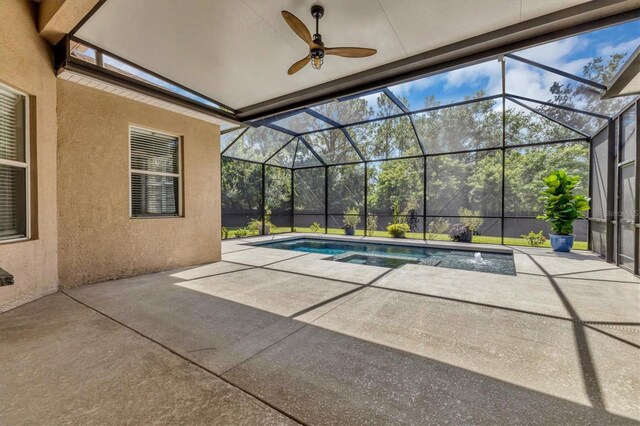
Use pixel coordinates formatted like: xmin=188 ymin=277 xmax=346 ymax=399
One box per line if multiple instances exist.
xmin=282 ymin=5 xmax=377 ymax=75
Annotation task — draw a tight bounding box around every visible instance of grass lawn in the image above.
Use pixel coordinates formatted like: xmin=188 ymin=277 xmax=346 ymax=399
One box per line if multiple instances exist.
xmin=222 ymin=226 xmax=588 ymax=250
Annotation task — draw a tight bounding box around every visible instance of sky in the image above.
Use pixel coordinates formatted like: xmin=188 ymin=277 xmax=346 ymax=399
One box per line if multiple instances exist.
xmin=387 ymin=19 xmax=640 ymax=111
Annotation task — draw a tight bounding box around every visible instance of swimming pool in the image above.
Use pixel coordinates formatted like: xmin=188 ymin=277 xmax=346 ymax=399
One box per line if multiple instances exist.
xmin=257 ymin=238 xmax=516 ymax=275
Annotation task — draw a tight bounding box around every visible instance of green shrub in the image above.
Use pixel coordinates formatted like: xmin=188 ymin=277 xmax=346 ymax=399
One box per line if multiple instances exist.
xmin=391 ymin=200 xmax=407 ymax=225
xmin=235 ymin=228 xmax=248 ymax=238
xmin=247 ymin=219 xmax=261 ymax=235
xmin=221 ymin=227 xmax=229 ymax=239
xmin=247 ymin=218 xmax=275 ymax=234
xmin=538 ymin=170 xmax=590 ymax=235
xmin=310 ymin=222 xmax=321 ymax=233
xmin=366 ymin=215 xmax=378 ymax=236
xmin=427 ymin=218 xmax=450 ymax=240
xmin=521 ymin=230 xmax=546 ymax=247
xmin=387 ymin=223 xmax=410 ymax=238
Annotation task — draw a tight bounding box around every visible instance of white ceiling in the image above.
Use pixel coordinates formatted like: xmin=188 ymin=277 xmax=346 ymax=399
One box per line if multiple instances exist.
xmin=76 ymin=0 xmax=590 ymax=110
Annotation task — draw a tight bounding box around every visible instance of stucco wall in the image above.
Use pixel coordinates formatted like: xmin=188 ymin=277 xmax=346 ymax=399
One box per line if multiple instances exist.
xmin=0 ymin=0 xmax=59 ymax=312
xmin=57 ymin=80 xmax=221 ymax=288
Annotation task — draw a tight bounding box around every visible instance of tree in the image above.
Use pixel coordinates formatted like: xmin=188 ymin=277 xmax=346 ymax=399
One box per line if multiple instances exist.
xmin=294 ymin=167 xmax=325 ymax=214
xmin=368 ymin=95 xmax=420 ymax=159
xmin=308 ymin=97 xmax=370 ymax=164
xmin=265 ymin=166 xmax=292 ymax=220
xmin=368 ymin=158 xmax=423 ymax=217
xmin=413 ymin=92 xmax=501 ymax=154
xmin=504 ymin=143 xmax=589 ymax=216
xmin=221 ymin=159 xmax=261 ymax=214
xmin=328 ymin=164 xmax=364 ymax=214
xmin=540 ymin=53 xmax=630 ymax=134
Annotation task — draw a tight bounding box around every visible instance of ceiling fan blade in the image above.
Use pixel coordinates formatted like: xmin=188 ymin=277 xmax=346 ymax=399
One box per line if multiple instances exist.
xmin=282 ymin=11 xmax=313 ymax=46
xmin=288 ymin=56 xmax=310 ymax=75
xmin=325 ymin=47 xmax=377 ymax=58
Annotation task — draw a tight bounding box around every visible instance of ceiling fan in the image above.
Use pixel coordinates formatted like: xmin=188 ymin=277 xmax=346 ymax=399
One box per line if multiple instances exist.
xmin=282 ymin=5 xmax=377 ymax=75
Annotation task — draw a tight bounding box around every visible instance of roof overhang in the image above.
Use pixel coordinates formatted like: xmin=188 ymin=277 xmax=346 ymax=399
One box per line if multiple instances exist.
xmin=54 ymin=36 xmax=239 ymax=126
xmin=603 ymin=45 xmax=640 ymax=99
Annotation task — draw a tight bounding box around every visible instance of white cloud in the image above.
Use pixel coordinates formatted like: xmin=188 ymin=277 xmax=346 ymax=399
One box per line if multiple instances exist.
xmin=444 ymin=60 xmax=501 ymax=91
xmin=517 ymin=36 xmax=588 ymax=69
xmin=504 ymin=64 xmax=550 ymax=100
xmin=560 ymin=58 xmax=591 ymax=77
xmin=388 ymin=74 xmax=443 ymax=100
xmin=597 ymin=37 xmax=640 ymax=57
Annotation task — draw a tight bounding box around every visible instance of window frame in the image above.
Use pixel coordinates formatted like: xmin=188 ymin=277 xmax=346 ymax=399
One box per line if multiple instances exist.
xmin=0 ymin=82 xmax=30 ymax=244
xmin=128 ymin=125 xmax=183 ymax=219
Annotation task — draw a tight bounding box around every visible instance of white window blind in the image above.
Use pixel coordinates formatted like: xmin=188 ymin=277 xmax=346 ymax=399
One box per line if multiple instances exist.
xmin=130 ymin=127 xmax=181 ymax=217
xmin=0 ymin=85 xmax=28 ymax=241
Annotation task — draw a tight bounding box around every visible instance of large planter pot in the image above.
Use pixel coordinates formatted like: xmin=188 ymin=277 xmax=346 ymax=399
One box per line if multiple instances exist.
xmin=344 ymin=226 xmax=355 ymax=236
xmin=449 ymin=224 xmax=473 ymax=243
xmin=550 ymin=234 xmax=574 ymax=252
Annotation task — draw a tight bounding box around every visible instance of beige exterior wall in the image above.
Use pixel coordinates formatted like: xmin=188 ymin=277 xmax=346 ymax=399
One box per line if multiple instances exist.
xmin=0 ymin=1 xmax=59 ymax=312
xmin=56 ymin=80 xmax=221 ymax=288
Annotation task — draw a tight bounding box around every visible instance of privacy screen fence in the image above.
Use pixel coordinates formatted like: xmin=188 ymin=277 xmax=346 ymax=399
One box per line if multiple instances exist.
xmin=221 ymin=22 xmax=639 ymax=273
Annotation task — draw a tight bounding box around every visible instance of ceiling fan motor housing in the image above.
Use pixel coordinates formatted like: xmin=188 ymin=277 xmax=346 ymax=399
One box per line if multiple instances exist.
xmin=311 ymin=46 xmax=325 ymax=59
xmin=311 ymin=5 xmax=324 ymax=19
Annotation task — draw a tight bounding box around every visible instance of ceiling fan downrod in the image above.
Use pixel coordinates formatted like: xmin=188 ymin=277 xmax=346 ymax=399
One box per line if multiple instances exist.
xmin=310 ymin=5 xmax=325 ymax=69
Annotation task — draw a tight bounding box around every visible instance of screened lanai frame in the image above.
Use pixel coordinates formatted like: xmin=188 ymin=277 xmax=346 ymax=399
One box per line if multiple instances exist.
xmin=221 ymin=43 xmax=638 ymax=254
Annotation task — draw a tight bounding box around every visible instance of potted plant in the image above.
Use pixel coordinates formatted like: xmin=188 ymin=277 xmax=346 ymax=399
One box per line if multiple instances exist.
xmin=342 ymin=207 xmax=360 ymax=236
xmin=449 ymin=223 xmax=473 ymax=243
xmin=537 ymin=170 xmax=590 ymax=252
xmin=458 ymin=208 xmax=484 ymax=235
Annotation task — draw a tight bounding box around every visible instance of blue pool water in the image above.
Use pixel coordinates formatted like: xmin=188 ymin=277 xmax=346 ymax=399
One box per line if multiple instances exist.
xmin=257 ymin=238 xmax=516 ymax=275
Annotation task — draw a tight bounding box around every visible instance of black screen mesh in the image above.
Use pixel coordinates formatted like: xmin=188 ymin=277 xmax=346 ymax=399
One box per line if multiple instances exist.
xmin=505 ymin=142 xmax=589 ymax=216
xmin=221 ymin=158 xmax=262 ymax=229
xmin=426 ymin=150 xmax=502 ymax=217
xmin=294 ymin=167 xmax=325 ymax=232
xmin=265 ymin=166 xmax=292 ymax=232
xmin=367 ymin=158 xmax=424 ymax=216
xmin=328 ymin=164 xmax=365 ymax=215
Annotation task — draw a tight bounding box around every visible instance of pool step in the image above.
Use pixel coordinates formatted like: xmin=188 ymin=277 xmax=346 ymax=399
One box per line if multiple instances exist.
xmin=419 ymin=258 xmax=441 ymax=267
xmin=333 ymin=251 xmax=422 ymax=262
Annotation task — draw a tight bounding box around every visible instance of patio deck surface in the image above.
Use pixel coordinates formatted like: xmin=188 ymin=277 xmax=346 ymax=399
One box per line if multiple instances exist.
xmin=1 ymin=233 xmax=639 ymax=424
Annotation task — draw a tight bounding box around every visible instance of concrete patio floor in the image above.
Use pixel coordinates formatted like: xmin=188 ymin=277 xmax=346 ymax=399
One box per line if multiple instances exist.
xmin=1 ymin=233 xmax=639 ymax=424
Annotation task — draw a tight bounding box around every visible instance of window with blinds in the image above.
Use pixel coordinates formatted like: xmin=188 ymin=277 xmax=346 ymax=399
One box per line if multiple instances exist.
xmin=0 ymin=84 xmax=28 ymax=241
xmin=130 ymin=127 xmax=181 ymax=217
